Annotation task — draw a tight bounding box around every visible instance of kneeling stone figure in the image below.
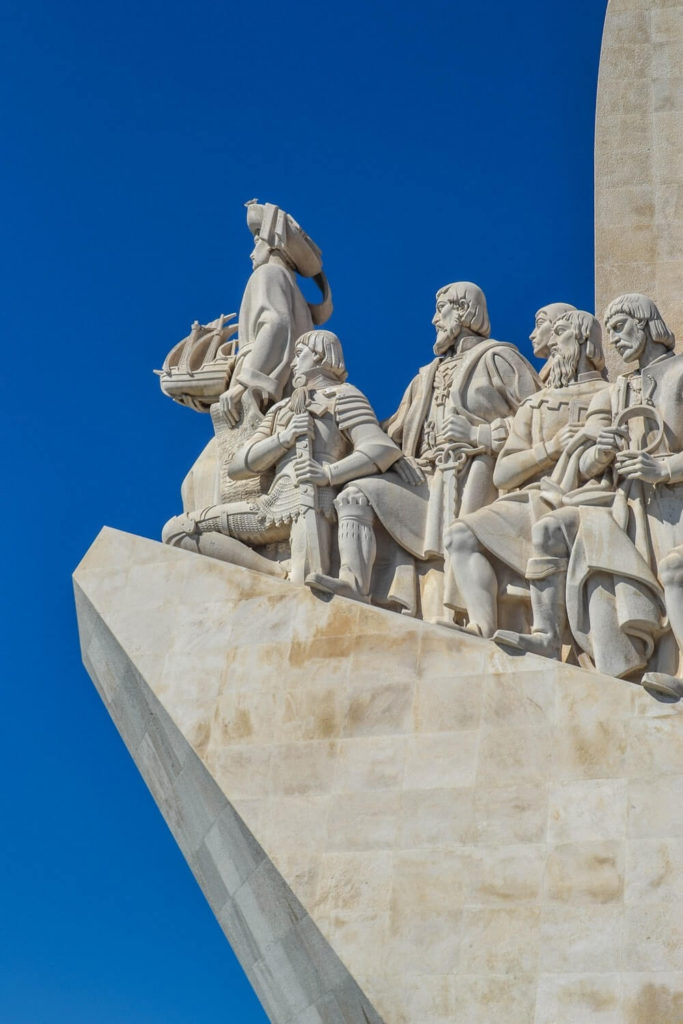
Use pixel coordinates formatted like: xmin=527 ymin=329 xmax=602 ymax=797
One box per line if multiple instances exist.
xmin=162 ymin=330 xmax=401 ymax=583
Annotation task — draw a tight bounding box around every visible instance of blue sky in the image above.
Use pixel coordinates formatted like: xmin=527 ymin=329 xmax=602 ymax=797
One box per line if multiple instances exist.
xmin=2 ymin=0 xmax=607 ymax=1019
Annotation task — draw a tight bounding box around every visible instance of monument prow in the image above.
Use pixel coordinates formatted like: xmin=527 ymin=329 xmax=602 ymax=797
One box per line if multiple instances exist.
xmin=75 ymin=527 xmax=683 ymax=1023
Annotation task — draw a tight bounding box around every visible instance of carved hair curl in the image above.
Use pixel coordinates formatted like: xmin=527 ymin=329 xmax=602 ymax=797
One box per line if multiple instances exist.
xmin=604 ymin=293 xmax=675 ymax=350
xmin=435 ymin=281 xmax=491 ymax=339
xmin=554 ymin=310 xmax=605 ymax=370
xmin=295 ymin=330 xmax=348 ymax=382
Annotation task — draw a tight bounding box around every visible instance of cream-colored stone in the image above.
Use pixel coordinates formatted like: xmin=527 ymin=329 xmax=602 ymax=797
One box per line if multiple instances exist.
xmin=623 ymin=900 xmax=683 ymax=970
xmin=399 ymin=787 xmax=474 ymax=848
xmin=544 ymin=841 xmax=624 ymax=904
xmin=596 ymin=0 xmax=683 ymax=375
xmin=625 ymin=715 xmax=683 ymax=775
xmin=551 ymin=713 xmax=628 ymax=781
xmin=326 ymin=790 xmax=401 ymax=852
xmin=620 ymin=972 xmax=683 ymax=1024
xmin=387 ymin=850 xmax=469 ymax=975
xmin=628 ymin=774 xmax=683 ymax=838
xmin=473 ymin=781 xmax=549 ymax=844
xmin=476 ymin=724 xmax=553 ymax=787
xmin=539 ymin=905 xmax=623 ymax=972
xmin=333 ymin=736 xmax=407 ymax=793
xmin=468 ymin=843 xmax=544 ymax=905
xmin=625 ymin=838 xmax=683 ymax=902
xmin=75 ymin=530 xmax=683 ymax=1024
xmin=535 ymin=973 xmax=622 ymax=1024
xmin=548 ymin=779 xmax=628 ymax=844
xmin=458 ymin=906 xmax=541 ymax=974
xmin=403 ymin=731 xmax=479 ymax=790
xmin=413 ymin=673 xmax=483 ymax=733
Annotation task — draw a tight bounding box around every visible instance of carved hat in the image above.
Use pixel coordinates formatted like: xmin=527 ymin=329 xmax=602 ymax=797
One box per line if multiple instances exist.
xmin=245 ymin=200 xmax=333 ymax=326
xmin=245 ymin=200 xmax=322 ymax=278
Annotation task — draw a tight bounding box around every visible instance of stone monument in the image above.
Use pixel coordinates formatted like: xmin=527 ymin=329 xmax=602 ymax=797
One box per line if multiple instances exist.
xmin=75 ymin=5 xmax=683 ymax=1020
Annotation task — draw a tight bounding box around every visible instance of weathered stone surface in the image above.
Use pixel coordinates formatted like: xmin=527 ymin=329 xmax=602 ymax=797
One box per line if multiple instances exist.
xmin=75 ymin=528 xmax=683 ymax=1023
xmin=595 ymin=0 xmax=683 ymax=378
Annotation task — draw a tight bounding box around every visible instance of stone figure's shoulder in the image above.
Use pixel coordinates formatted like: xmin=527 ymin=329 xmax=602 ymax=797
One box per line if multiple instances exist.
xmin=518 ymin=389 xmax=548 ymax=410
xmin=580 ymin=377 xmax=611 ymax=397
xmin=657 ymin=352 xmax=683 ymax=381
xmin=328 ymin=383 xmax=379 ymax=425
xmin=483 ymin=340 xmax=536 ymax=370
xmin=249 ymin=261 xmax=295 ymax=290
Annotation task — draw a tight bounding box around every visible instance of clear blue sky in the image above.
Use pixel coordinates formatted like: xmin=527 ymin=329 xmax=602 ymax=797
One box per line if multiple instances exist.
xmin=1 ymin=0 xmax=607 ymax=1019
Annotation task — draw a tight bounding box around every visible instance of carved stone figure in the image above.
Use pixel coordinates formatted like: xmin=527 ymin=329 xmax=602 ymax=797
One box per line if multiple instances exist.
xmin=530 ymin=301 xmax=577 ymax=381
xmin=496 ymin=295 xmax=683 ymax=694
xmin=162 ymin=330 xmax=401 ymax=584
xmin=157 ymin=201 xmax=333 ymax=513
xmin=306 ymin=282 xmax=540 ymax=614
xmin=219 ymin=200 xmax=333 ymax=426
xmin=444 ymin=310 xmax=607 ymax=638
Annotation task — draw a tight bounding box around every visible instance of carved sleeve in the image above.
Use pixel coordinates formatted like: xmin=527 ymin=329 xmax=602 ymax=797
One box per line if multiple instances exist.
xmin=578 ymin=389 xmax=615 ymax=479
xmin=493 ymin=401 xmax=554 ymax=491
xmin=227 ymin=406 xmax=287 ymax=480
xmin=234 ymin=264 xmax=297 ymax=402
xmin=474 ymin=350 xmax=541 ymax=457
xmin=325 ymin=387 xmax=402 ymax=486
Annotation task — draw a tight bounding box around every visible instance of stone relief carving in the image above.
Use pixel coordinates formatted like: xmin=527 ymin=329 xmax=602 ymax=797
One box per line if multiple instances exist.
xmin=495 ymin=295 xmax=683 ymax=697
xmin=306 ymin=282 xmax=540 ymax=617
xmin=163 ymin=329 xmax=401 ymax=584
xmin=158 ymin=206 xmax=683 ymax=696
xmin=445 ymin=309 xmax=608 ymax=640
xmin=157 ymin=200 xmax=333 ymax=510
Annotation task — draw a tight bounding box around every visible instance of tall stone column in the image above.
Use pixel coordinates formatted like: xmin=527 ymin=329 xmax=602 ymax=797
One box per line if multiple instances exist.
xmin=595 ymin=0 xmax=683 ymax=379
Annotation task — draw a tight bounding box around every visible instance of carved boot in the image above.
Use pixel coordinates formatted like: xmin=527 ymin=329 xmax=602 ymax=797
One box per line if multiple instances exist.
xmin=306 ymin=489 xmax=375 ymax=604
xmin=494 ymin=556 xmax=567 ymax=659
xmin=641 ymin=672 xmax=683 ymax=700
xmin=161 ymin=511 xmax=286 ymax=578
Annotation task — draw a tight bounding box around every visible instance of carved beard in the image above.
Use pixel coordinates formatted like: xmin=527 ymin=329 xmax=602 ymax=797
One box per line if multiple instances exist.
xmin=433 ymin=324 xmax=461 ymax=356
xmin=547 ymin=338 xmax=581 ymax=389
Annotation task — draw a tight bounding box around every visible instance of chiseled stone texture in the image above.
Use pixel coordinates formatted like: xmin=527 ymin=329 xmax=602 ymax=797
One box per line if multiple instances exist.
xmin=595 ymin=0 xmax=683 ymax=379
xmin=75 ymin=529 xmax=683 ymax=1023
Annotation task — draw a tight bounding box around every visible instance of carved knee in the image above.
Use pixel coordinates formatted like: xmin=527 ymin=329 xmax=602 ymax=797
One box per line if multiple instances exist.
xmin=531 ymin=515 xmax=568 ymax=559
xmin=162 ymin=513 xmax=199 ymax=547
xmin=444 ymin=521 xmax=479 ymax=558
xmin=335 ymin=486 xmax=374 ymax=525
xmin=659 ymin=549 xmax=683 ymax=587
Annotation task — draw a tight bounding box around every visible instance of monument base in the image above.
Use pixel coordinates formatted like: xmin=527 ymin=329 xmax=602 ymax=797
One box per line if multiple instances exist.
xmin=74 ymin=528 xmax=683 ymax=1024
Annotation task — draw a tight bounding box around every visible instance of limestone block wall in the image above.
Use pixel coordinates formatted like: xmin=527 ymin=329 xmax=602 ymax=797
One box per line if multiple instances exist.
xmin=595 ymin=0 xmax=683 ymax=379
xmin=75 ymin=529 xmax=683 ymax=1024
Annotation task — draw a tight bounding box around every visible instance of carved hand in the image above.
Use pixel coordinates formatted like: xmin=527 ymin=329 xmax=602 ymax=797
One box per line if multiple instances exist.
xmin=439 ymin=414 xmax=476 ymax=446
xmin=615 ymin=450 xmax=669 ymax=484
xmin=279 ymin=413 xmax=311 ymax=448
xmin=294 ymin=455 xmax=328 ymax=486
xmin=220 ymin=383 xmax=247 ymax=427
xmin=594 ymin=426 xmax=627 ymax=465
xmin=547 ymin=424 xmax=581 ymax=459
xmin=393 ymin=455 xmax=426 ymax=486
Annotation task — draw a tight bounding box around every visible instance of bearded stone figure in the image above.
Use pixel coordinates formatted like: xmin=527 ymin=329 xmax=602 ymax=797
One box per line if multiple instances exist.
xmin=444 ymin=309 xmax=607 ymax=638
xmin=158 ymin=201 xmax=333 ymax=513
xmin=306 ymin=282 xmax=540 ymax=617
xmin=496 ymin=294 xmax=683 ymax=697
xmin=162 ymin=330 xmax=400 ymax=584
xmin=530 ymin=301 xmax=577 ymax=382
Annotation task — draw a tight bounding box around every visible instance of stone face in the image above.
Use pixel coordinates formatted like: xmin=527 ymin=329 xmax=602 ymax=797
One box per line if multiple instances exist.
xmin=74 ymin=528 xmax=683 ymax=1023
xmin=595 ymin=0 xmax=683 ymax=378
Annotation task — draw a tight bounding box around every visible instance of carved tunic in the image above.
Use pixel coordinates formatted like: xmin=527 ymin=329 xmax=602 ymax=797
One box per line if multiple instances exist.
xmin=233 ymin=261 xmax=313 ymax=404
xmin=201 ymin=384 xmax=400 ymax=545
xmin=559 ymin=352 xmax=683 ymax=677
xmin=459 ymin=373 xmax=609 ymax=577
xmin=355 ymin=336 xmax=540 ymax=561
